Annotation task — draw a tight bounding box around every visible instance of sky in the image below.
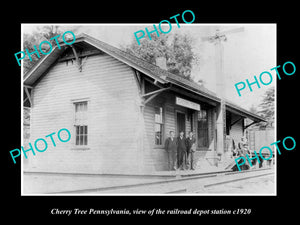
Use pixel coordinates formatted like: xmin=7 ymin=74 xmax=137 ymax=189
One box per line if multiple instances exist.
xmin=22 ymin=24 xmax=276 ymax=110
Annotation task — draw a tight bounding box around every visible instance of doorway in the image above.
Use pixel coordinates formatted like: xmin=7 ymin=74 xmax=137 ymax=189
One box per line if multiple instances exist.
xmin=176 ymin=112 xmax=186 ymax=136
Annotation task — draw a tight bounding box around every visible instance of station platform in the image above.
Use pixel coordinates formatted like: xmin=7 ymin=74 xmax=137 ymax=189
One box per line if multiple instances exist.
xmin=22 ymin=166 xmax=274 ymax=194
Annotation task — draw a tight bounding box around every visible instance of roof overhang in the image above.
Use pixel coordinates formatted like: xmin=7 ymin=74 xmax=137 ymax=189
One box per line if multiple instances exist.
xmin=23 ymin=34 xmax=168 ymax=87
xmin=23 ymin=33 xmax=266 ymax=123
xmin=225 ymin=101 xmax=266 ymax=122
xmin=23 ymin=44 xmax=70 ymax=86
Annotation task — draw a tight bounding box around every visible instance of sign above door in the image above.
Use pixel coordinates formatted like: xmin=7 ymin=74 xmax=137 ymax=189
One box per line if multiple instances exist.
xmin=176 ymin=97 xmax=200 ymax=111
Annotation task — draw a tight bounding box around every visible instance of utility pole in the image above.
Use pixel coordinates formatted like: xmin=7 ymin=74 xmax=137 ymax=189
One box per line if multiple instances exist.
xmin=202 ymin=27 xmax=244 ymax=164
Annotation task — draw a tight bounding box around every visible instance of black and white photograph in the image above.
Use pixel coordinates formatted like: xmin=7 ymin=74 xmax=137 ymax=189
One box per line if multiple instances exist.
xmin=21 ymin=24 xmax=276 ymax=195
xmin=4 ymin=4 xmax=298 ymax=221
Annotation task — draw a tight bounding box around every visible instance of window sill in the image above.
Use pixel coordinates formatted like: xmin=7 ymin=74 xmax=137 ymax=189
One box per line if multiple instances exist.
xmin=71 ymin=147 xmax=90 ymax=151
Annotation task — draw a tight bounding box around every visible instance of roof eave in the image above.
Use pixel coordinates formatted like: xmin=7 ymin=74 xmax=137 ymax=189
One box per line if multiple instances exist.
xmin=82 ymin=38 xmax=168 ymax=85
xmin=22 ymin=33 xmax=266 ymax=124
xmin=225 ymin=101 xmax=266 ymax=122
xmin=23 ymin=36 xmax=88 ymax=86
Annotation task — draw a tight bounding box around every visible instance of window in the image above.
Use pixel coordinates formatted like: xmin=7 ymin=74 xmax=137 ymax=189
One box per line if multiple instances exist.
xmin=197 ymin=109 xmax=209 ymax=147
xmin=154 ymin=106 xmax=164 ymax=145
xmin=74 ymin=101 xmax=88 ymax=146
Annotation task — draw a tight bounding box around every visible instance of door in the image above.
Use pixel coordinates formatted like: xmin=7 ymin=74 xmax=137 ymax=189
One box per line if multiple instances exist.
xmin=176 ymin=112 xmax=186 ymax=136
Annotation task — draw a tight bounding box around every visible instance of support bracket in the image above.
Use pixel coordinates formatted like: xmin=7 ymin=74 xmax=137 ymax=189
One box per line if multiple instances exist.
xmin=143 ymin=86 xmax=171 ymax=105
xmin=244 ymin=121 xmax=258 ymax=129
xmin=230 ymin=116 xmax=243 ymax=127
xmin=71 ymin=46 xmax=85 ymax=72
xmin=24 ymin=86 xmax=32 ymax=107
xmin=142 ymin=86 xmax=171 ymax=98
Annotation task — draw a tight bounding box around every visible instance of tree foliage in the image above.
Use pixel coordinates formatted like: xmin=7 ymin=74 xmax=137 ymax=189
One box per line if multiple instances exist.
xmin=23 ymin=26 xmax=74 ymax=131
xmin=123 ymin=30 xmax=198 ymax=81
xmin=23 ymin=25 xmax=73 ymax=74
xmin=256 ymin=87 xmax=275 ymax=128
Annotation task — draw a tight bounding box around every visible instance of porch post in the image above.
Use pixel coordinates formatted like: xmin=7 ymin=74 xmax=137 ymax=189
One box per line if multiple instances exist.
xmin=216 ymin=100 xmax=226 ymax=159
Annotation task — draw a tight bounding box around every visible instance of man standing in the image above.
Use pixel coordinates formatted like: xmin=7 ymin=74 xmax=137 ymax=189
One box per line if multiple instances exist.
xmin=186 ymin=131 xmax=196 ymax=170
xmin=238 ymin=137 xmax=251 ymax=170
xmin=164 ymin=131 xmax=177 ymax=171
xmin=177 ymin=131 xmax=187 ymax=170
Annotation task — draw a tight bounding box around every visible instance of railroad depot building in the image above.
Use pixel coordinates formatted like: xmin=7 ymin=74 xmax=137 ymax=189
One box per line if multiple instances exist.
xmin=23 ymin=33 xmax=265 ymax=174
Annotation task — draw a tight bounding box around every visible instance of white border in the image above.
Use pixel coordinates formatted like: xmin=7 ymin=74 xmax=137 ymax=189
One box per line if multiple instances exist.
xmin=21 ymin=23 xmax=277 ymax=196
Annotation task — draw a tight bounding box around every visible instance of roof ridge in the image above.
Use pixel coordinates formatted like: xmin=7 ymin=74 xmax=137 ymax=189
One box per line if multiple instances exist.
xmin=80 ymin=33 xmax=217 ymax=97
xmin=23 ymin=32 xmax=264 ymax=122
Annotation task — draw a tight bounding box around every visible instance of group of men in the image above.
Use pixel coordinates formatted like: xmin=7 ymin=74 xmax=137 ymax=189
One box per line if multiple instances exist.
xmin=164 ymin=131 xmax=196 ymax=171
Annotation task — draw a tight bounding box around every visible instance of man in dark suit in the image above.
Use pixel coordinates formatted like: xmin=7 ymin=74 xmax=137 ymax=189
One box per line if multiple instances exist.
xmin=186 ymin=131 xmax=196 ymax=170
xmin=164 ymin=131 xmax=178 ymax=170
xmin=177 ymin=131 xmax=187 ymax=170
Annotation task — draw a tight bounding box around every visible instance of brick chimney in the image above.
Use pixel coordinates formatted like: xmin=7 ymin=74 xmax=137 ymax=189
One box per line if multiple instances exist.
xmin=155 ymin=57 xmax=167 ymax=70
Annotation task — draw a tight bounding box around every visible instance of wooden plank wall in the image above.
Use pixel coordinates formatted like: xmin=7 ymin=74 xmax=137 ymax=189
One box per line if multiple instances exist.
xmin=28 ymin=51 xmax=224 ymax=173
xmin=142 ymin=89 xmax=217 ymax=171
xmin=229 ymin=113 xmax=244 ymax=145
xmin=28 ymin=53 xmax=143 ymax=173
xmin=247 ymin=128 xmax=275 ymax=151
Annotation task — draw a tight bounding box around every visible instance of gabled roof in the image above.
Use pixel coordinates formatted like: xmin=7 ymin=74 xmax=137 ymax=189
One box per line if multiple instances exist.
xmin=24 ymin=33 xmax=219 ymax=101
xmin=23 ymin=33 xmax=265 ymax=122
xmin=225 ymin=100 xmax=265 ymax=122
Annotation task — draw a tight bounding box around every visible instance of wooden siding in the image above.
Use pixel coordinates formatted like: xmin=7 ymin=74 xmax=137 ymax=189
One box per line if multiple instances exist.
xmin=27 ymin=53 xmax=226 ymax=173
xmin=142 ymin=89 xmax=217 ymax=171
xmin=28 ymin=53 xmax=144 ymax=173
xmin=247 ymin=128 xmax=275 ymax=152
xmin=229 ymin=113 xmax=244 ymax=144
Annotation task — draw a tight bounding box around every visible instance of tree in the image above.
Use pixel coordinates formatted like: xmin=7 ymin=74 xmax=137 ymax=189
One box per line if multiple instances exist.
xmin=23 ymin=26 xmax=77 ymax=135
xmin=23 ymin=25 xmax=76 ymax=74
xmin=249 ymin=104 xmax=257 ymax=114
xmin=23 ymin=32 xmax=44 ymax=73
xmin=167 ymin=33 xmax=195 ymax=80
xmin=256 ymin=87 xmax=275 ymax=128
xmin=123 ymin=30 xmax=199 ymax=81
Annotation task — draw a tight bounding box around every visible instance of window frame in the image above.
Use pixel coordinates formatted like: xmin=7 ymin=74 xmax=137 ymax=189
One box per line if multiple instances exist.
xmin=71 ymin=98 xmax=90 ymax=150
xmin=154 ymin=105 xmax=165 ymax=147
xmin=75 ymin=124 xmax=88 ymax=146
